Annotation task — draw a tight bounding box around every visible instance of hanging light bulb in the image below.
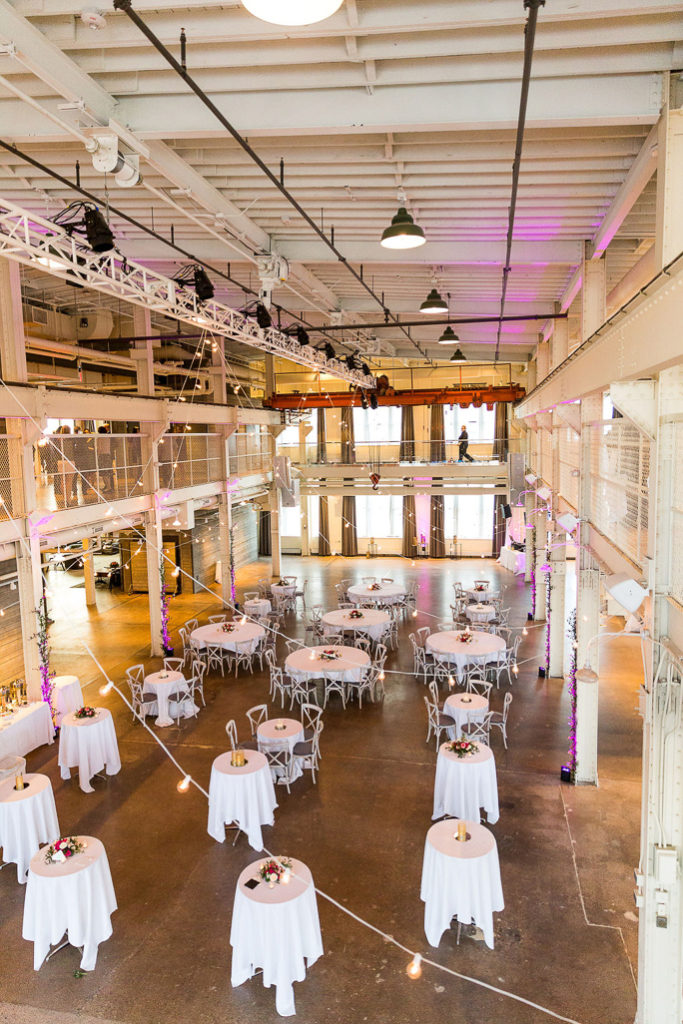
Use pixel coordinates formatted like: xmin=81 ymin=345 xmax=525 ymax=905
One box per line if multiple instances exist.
xmin=379 ymin=670 xmax=385 ymax=681
xmin=448 ymin=675 xmax=455 ymax=689
xmin=412 ymin=609 xmax=418 ymax=618
xmin=241 ymin=0 xmax=343 ymax=25
xmin=513 ymin=663 xmax=519 ymax=676
xmin=177 ymin=775 xmax=192 ymax=793
xmin=380 ymin=207 xmax=426 ymax=250
xmin=522 ymin=626 xmax=528 ymax=636
xmin=406 ymin=954 xmax=423 ymax=979
xmin=99 ymin=680 xmax=113 ymax=696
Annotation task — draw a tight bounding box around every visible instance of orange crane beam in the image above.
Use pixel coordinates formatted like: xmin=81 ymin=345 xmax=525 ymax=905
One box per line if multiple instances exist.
xmin=265 ymin=384 xmax=525 ymax=410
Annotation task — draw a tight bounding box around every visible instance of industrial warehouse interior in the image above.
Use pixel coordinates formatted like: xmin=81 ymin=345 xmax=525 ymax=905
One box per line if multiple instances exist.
xmin=0 ymin=1 xmax=680 ymax=1022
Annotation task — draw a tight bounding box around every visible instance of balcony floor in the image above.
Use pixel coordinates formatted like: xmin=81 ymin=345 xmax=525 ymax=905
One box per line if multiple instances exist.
xmin=0 ymin=555 xmax=640 ymax=1024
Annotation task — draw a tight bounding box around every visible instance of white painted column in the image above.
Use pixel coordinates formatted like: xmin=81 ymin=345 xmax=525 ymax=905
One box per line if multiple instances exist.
xmin=211 ymin=337 xmax=228 ymax=405
xmin=581 ymin=241 xmax=606 ymax=341
xmin=523 ymin=490 xmax=535 ymax=584
xmin=16 ymin=533 xmax=44 ymax=701
xmin=548 ymin=541 xmax=567 ymax=678
xmin=82 ymin=537 xmax=96 ymax=607
xmin=654 ymin=101 xmax=683 ymax=270
xmin=131 ymin=306 xmax=155 ymax=397
xmin=145 ymin=509 xmax=164 ymax=657
xmin=0 ymin=258 xmax=27 ymax=383
xmin=533 ymin=527 xmax=547 ymax=623
xmin=217 ymin=492 xmax=233 ymax=608
xmin=264 ymin=354 xmax=276 ymax=400
xmin=536 ymin=339 xmax=550 ymax=383
xmin=300 ymin=497 xmax=310 ymax=557
xmin=551 ymin=302 xmax=569 ymax=369
xmin=269 ymin=485 xmax=282 ymax=580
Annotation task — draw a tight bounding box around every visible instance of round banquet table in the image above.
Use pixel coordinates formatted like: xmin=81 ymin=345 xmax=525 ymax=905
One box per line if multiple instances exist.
xmin=258 ymin=718 xmax=305 ymax=784
xmin=244 ymin=597 xmax=272 ymax=618
xmin=58 ymin=709 xmax=121 ymax=794
xmin=52 ymin=676 xmax=84 ymax=728
xmin=321 ymin=608 xmax=390 ymax=642
xmin=208 ymin=750 xmax=277 ymax=851
xmin=285 ymin=645 xmax=370 ymax=685
xmin=271 ymin=583 xmax=297 ymax=607
xmin=23 ymin=835 xmax=117 ymax=971
xmin=420 ymin=819 xmax=503 ymax=949
xmin=425 ymin=629 xmax=505 ymax=682
xmin=191 ymin=621 xmax=265 ymax=653
xmin=466 ymin=586 xmax=498 ymax=602
xmin=465 ymin=603 xmax=496 ymax=624
xmin=346 ymin=582 xmax=405 ymax=606
xmin=432 ymin=741 xmax=499 ymax=824
xmin=231 ymin=856 xmax=323 ymax=1016
xmin=443 ymin=692 xmax=489 ymax=737
xmin=143 ymin=669 xmax=195 ymax=728
xmin=0 ymin=773 xmax=59 ymax=883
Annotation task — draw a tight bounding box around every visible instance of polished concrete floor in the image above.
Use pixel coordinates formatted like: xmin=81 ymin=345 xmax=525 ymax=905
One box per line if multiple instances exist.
xmin=0 ymin=556 xmax=641 ymax=1024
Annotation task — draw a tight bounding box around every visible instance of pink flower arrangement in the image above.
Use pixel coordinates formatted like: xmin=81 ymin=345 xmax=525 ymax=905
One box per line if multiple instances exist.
xmin=258 ymin=857 xmax=292 ymax=885
xmin=45 ymin=836 xmax=85 ymax=864
xmin=74 ymin=706 xmax=97 ymax=719
xmin=446 ymin=739 xmax=479 ymax=758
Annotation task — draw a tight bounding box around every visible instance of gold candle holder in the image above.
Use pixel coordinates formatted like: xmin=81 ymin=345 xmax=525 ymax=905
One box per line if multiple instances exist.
xmin=15 ymin=773 xmax=24 ymax=791
xmin=456 ymin=820 xmax=467 ymax=842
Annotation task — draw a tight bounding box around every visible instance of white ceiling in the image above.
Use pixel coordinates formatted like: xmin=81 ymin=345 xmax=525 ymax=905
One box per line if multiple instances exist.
xmin=0 ymin=0 xmax=680 ymax=363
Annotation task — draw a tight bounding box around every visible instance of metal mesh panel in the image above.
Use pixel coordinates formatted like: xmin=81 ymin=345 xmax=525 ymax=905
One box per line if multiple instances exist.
xmin=0 ymin=436 xmax=24 ymax=520
xmin=158 ymin=434 xmax=224 ymax=489
xmin=35 ymin=434 xmax=147 ymax=511
xmin=671 ymin=422 xmax=683 ymax=608
xmin=589 ymin=419 xmax=650 ymax=569
xmin=228 ymin=427 xmax=272 ymax=476
xmin=557 ymin=427 xmax=580 ymax=510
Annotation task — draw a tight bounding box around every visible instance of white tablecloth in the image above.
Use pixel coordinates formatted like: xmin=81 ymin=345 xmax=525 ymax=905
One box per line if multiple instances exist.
xmin=0 ymin=702 xmax=54 ymax=761
xmin=258 ymin=719 xmax=304 ymax=784
xmin=499 ymin=545 xmax=526 ymax=574
xmin=244 ymin=598 xmax=272 ymax=618
xmin=23 ymin=835 xmax=117 ymax=970
xmin=208 ymin=751 xmax=277 ymax=851
xmin=231 ymin=857 xmax=323 ymax=1016
xmin=271 ymin=583 xmax=297 ymax=602
xmin=465 ymin=603 xmax=496 ymax=624
xmin=285 ymin=645 xmax=370 ymax=683
xmin=192 ymin=622 xmax=265 ymax=653
xmin=443 ymin=692 xmax=489 ymax=737
xmin=465 ymin=587 xmax=497 ymax=602
xmin=58 ymin=709 xmax=121 ymax=793
xmin=347 ymin=582 xmax=405 ymax=606
xmin=0 ymin=773 xmax=59 ymax=883
xmin=321 ymin=608 xmax=390 ymax=642
xmin=52 ymin=676 xmax=84 ymax=728
xmin=433 ymin=742 xmax=499 ymax=824
xmin=425 ymin=629 xmax=505 ymax=682
xmin=421 ymin=820 xmax=503 ymax=949
xmin=143 ymin=669 xmax=195 ymax=727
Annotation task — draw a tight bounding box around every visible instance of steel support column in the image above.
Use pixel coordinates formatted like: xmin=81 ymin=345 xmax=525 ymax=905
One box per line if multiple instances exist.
xmin=549 ymin=541 xmax=567 ymax=678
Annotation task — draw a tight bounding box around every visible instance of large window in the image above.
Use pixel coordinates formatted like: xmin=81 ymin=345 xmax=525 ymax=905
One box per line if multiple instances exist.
xmin=353 ymin=407 xmax=401 ymax=445
xmin=279 ymin=503 xmax=302 ymax=537
xmin=355 ymin=495 xmax=403 ymax=537
xmin=276 ymin=410 xmax=318 ymax=456
xmin=444 ymin=494 xmax=493 ymax=540
xmin=443 ymin=405 xmax=495 ymax=444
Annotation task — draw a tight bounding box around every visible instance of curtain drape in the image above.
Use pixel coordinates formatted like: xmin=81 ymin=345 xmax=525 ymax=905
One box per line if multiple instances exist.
xmin=316 ymin=408 xmax=327 ymax=463
xmin=400 ymin=406 xmax=415 ymax=462
xmin=258 ymin=509 xmax=271 ymax=557
xmin=429 ymin=405 xmax=445 ymax=463
xmin=340 ymin=407 xmax=356 ymax=464
xmin=492 ymin=403 xmax=509 ymax=556
xmin=342 ymin=495 xmax=358 ymax=556
xmin=430 ymin=493 xmax=446 ymax=557
xmin=318 ymin=496 xmax=330 ymax=556
xmin=402 ymin=494 xmax=417 ymax=557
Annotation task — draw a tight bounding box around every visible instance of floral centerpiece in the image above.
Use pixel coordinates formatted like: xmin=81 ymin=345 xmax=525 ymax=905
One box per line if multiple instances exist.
xmin=446 ymin=739 xmax=479 ymax=758
xmin=320 ymin=648 xmax=341 ymax=661
xmin=220 ymin=622 xmax=236 ymax=633
xmin=368 ymin=582 xmax=381 ymax=591
xmin=275 ymin=579 xmax=289 ymax=588
xmin=258 ymin=857 xmax=292 ymax=885
xmin=44 ymin=836 xmax=85 ymax=864
xmin=74 ymin=706 xmax=97 ymax=719
xmin=474 ymin=583 xmax=488 ymax=592
xmin=458 ymin=630 xmax=473 ymax=644
xmin=348 ymin=609 xmax=364 ymax=620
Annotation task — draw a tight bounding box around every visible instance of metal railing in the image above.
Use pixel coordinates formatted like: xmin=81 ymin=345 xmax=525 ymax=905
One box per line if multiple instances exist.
xmin=228 ymin=429 xmax=272 ymax=476
xmin=0 ymin=435 xmax=24 ymax=520
xmin=672 ymin=422 xmax=683 ymax=609
xmin=279 ymin=436 xmax=519 ymax=465
xmin=158 ymin=433 xmax=224 ymax=489
xmin=36 ymin=433 xmax=147 ymax=511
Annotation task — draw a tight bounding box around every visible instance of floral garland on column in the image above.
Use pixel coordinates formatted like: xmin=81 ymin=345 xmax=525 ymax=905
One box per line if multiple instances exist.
xmin=543 ymin=552 xmax=552 ymax=675
xmin=529 ymin=525 xmax=537 ymax=619
xmin=159 ymin=557 xmax=172 ymax=653
xmin=229 ymin=521 xmax=237 ymax=605
xmin=565 ymin=608 xmax=578 ymax=780
xmin=35 ymin=599 xmax=55 ymax=722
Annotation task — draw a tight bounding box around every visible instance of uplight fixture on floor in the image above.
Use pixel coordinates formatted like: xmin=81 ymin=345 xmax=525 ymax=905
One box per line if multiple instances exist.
xmin=420 ymin=288 xmax=448 ymax=314
xmin=241 ymin=0 xmax=343 ymax=24
xmin=380 ymin=207 xmax=426 ymax=250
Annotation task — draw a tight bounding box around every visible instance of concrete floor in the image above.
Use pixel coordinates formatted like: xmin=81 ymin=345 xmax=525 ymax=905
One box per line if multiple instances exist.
xmin=0 ymin=556 xmax=641 ymax=1024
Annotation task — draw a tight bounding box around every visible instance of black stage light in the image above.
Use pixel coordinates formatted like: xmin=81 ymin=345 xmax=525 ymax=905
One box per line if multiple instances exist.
xmin=361 ymin=362 xmax=370 ymax=376
xmin=369 ymin=393 xmax=378 ymax=410
xmin=193 ymin=267 xmax=214 ymax=301
xmin=360 ymin=393 xmax=368 ymax=410
xmin=296 ymin=326 xmax=310 ymax=346
xmin=324 ymin=342 xmax=336 ymax=360
xmin=83 ymin=207 xmax=115 ymax=252
xmin=345 ymin=354 xmax=355 ymax=370
xmin=255 ymin=302 xmax=272 ymax=329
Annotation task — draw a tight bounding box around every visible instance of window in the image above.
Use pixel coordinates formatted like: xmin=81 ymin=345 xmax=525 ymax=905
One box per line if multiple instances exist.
xmin=279 ymin=503 xmax=302 ymax=537
xmin=443 ymin=494 xmax=493 ymax=540
xmin=352 ymin=407 xmax=401 ymax=445
xmin=355 ymin=495 xmax=403 ymax=537
xmin=276 ymin=410 xmax=318 ymax=457
xmin=443 ymin=405 xmax=495 ymax=444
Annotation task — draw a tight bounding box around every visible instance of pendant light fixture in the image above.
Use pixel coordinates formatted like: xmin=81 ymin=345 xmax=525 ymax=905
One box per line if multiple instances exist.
xmin=419 ymin=288 xmax=448 ymax=314
xmin=438 ymin=326 xmax=459 ymax=344
xmin=450 ymin=347 xmax=467 ymax=362
xmin=241 ymin=0 xmax=343 ymax=26
xmin=380 ymin=207 xmax=426 ymax=250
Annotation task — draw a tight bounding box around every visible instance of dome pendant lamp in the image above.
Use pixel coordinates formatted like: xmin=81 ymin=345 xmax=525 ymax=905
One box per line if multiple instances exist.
xmin=450 ymin=347 xmax=467 ymax=363
xmin=438 ymin=325 xmax=459 ymax=344
xmin=380 ymin=207 xmax=426 ymax=250
xmin=241 ymin=0 xmax=343 ymax=25
xmin=419 ymin=288 xmax=448 ymax=314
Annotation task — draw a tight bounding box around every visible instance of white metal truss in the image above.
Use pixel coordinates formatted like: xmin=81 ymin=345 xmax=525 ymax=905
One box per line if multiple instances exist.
xmin=0 ymin=196 xmax=375 ymax=390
